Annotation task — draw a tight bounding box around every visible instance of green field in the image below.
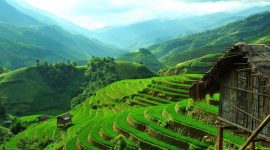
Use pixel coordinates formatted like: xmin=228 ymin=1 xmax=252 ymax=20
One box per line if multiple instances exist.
xmin=3 ymin=73 xmax=265 ymax=150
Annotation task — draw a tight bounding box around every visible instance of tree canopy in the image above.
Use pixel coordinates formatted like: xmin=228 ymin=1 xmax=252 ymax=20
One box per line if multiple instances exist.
xmin=71 ymin=57 xmax=119 ymax=107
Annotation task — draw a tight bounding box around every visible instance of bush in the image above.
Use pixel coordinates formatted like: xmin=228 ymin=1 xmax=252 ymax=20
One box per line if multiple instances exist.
xmin=17 ymin=137 xmax=54 ymax=150
xmin=0 ymin=127 xmax=12 ymax=144
xmin=71 ymin=57 xmax=119 ymax=107
xmin=0 ymin=66 xmax=8 ymax=74
xmin=37 ymin=60 xmax=78 ymax=91
xmin=9 ymin=119 xmax=27 ymax=135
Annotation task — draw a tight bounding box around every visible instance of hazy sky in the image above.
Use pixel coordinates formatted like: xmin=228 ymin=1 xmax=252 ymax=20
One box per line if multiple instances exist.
xmin=20 ymin=0 xmax=270 ymax=30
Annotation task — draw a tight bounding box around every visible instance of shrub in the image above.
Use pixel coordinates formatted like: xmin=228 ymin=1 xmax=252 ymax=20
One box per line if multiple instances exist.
xmin=16 ymin=137 xmax=54 ymax=150
xmin=0 ymin=127 xmax=12 ymax=144
xmin=9 ymin=119 xmax=27 ymax=135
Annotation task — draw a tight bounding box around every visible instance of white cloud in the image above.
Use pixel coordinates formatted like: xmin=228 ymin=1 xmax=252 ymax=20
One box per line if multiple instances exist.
xmin=20 ymin=0 xmax=270 ymax=30
xmin=22 ymin=0 xmax=80 ymax=15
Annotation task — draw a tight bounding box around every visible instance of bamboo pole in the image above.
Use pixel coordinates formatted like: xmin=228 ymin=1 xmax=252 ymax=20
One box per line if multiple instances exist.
xmin=239 ymin=114 xmax=270 ymax=150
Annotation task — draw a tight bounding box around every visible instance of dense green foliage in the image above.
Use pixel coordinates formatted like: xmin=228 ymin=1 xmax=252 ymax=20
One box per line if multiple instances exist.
xmin=71 ymin=57 xmax=119 ymax=107
xmin=0 ymin=126 xmax=12 ymax=144
xmin=16 ymin=137 xmax=54 ymax=150
xmin=116 ymin=48 xmax=163 ymax=72
xmin=149 ymin=12 xmax=270 ymax=66
xmin=37 ymin=61 xmax=79 ymax=91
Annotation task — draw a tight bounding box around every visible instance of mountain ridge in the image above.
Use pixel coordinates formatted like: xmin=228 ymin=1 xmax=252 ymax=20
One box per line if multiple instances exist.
xmin=0 ymin=0 xmax=123 ymax=69
xmin=148 ymin=11 xmax=270 ymax=66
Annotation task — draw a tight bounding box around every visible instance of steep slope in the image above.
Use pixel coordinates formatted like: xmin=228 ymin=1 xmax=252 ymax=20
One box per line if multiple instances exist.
xmin=4 ymin=74 xmax=266 ymax=150
xmin=0 ymin=61 xmax=154 ymax=116
xmin=149 ymin=12 xmax=270 ymax=66
xmin=93 ymin=5 xmax=270 ymax=50
xmin=159 ymin=53 xmax=223 ymax=76
xmin=7 ymin=0 xmax=97 ymax=38
xmin=116 ymin=49 xmax=163 ymax=72
xmin=0 ymin=67 xmax=85 ymax=116
xmin=0 ymin=23 xmax=122 ymax=69
xmin=0 ymin=0 xmax=123 ymax=69
xmin=115 ymin=61 xmax=156 ymax=79
xmin=0 ymin=0 xmax=41 ymax=26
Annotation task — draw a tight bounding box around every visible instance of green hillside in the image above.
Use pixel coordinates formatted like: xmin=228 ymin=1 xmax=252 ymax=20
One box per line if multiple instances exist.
xmin=115 ymin=61 xmax=156 ymax=79
xmin=93 ymin=5 xmax=270 ymax=50
xmin=159 ymin=53 xmax=224 ymax=75
xmin=0 ymin=0 xmax=123 ymax=69
xmin=3 ymin=74 xmax=267 ymax=149
xmin=0 ymin=66 xmax=84 ymax=116
xmin=0 ymin=61 xmax=154 ymax=116
xmin=0 ymin=23 xmax=122 ymax=69
xmin=0 ymin=0 xmax=41 ymax=26
xmin=116 ymin=48 xmax=163 ymax=72
xmin=148 ymin=12 xmax=270 ymax=66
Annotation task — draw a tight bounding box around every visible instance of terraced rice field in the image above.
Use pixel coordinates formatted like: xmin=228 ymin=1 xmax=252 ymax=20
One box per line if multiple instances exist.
xmin=5 ymin=74 xmax=264 ymax=150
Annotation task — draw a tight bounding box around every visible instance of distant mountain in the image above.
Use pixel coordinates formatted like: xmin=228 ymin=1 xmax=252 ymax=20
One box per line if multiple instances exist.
xmin=148 ymin=12 xmax=270 ymax=66
xmin=0 ymin=0 xmax=41 ymax=26
xmin=7 ymin=0 xmax=98 ymax=39
xmin=116 ymin=49 xmax=163 ymax=72
xmin=0 ymin=0 xmax=123 ymax=69
xmin=93 ymin=5 xmax=270 ymax=50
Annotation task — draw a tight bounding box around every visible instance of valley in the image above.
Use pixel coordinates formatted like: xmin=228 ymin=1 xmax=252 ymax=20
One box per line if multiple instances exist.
xmin=0 ymin=0 xmax=270 ymax=149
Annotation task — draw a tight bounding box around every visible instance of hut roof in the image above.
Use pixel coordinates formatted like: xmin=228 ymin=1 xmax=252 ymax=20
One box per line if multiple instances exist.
xmin=57 ymin=113 xmax=73 ymax=121
xmin=189 ymin=42 xmax=270 ymax=100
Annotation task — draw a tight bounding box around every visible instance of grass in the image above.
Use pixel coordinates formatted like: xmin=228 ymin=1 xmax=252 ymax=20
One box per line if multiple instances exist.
xmin=115 ymin=61 xmax=156 ymax=79
xmin=0 ymin=67 xmax=74 ymax=115
xmin=114 ymin=111 xmax=180 ymax=150
xmin=129 ymin=108 xmax=209 ymax=149
xmin=151 ymin=83 xmax=189 ymax=93
xmin=134 ymin=96 xmax=161 ymax=105
xmin=116 ymin=49 xmax=164 ymax=72
xmin=165 ymin=100 xmax=246 ymax=147
xmin=4 ymin=73 xmax=254 ymax=150
xmin=146 ymin=87 xmax=188 ymax=97
xmin=19 ymin=114 xmax=40 ymax=122
xmin=137 ymin=93 xmax=169 ymax=103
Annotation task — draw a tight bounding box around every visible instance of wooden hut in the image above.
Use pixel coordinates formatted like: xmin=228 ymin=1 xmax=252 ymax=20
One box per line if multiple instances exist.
xmin=57 ymin=113 xmax=73 ymax=127
xmin=189 ymin=42 xmax=270 ymax=149
xmin=37 ymin=115 xmax=50 ymax=122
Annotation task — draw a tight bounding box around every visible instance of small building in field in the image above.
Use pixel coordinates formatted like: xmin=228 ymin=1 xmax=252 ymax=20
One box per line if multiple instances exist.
xmin=57 ymin=113 xmax=73 ymax=127
xmin=189 ymin=43 xmax=270 ymax=149
xmin=37 ymin=115 xmax=50 ymax=122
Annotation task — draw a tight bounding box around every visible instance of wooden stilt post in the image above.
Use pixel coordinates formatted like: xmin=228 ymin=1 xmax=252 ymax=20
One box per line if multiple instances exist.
xmin=217 ymin=125 xmax=223 ymax=150
xmin=251 ymin=141 xmax=256 ymax=150
xmin=240 ymin=114 xmax=270 ymax=150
